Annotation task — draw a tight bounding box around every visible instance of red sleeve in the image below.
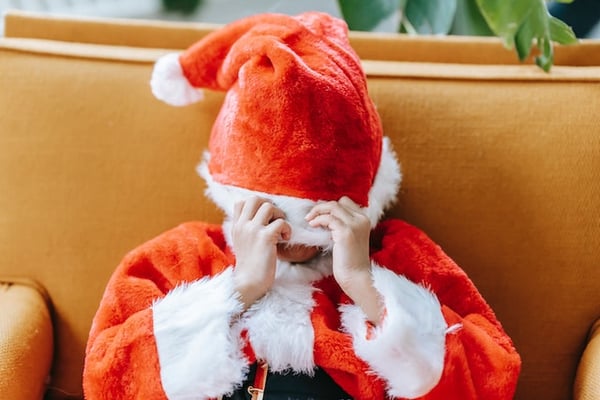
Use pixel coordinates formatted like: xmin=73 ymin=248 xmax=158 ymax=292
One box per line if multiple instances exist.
xmin=371 ymin=219 xmax=521 ymax=399
xmin=82 ymin=222 xmax=233 ymax=400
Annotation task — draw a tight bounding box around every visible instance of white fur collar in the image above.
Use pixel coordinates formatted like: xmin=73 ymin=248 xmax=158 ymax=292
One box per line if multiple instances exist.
xmin=234 ymin=256 xmax=332 ymax=374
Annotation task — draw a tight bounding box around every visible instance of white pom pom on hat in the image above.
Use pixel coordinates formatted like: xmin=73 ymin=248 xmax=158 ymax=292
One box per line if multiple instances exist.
xmin=151 ymin=52 xmax=204 ymax=106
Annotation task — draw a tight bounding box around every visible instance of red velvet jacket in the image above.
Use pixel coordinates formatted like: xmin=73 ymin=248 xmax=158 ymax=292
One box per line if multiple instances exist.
xmin=83 ymin=219 xmax=520 ymax=400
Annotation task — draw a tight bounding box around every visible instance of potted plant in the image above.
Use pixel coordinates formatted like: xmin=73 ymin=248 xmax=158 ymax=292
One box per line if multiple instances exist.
xmin=161 ymin=0 xmax=577 ymax=71
xmin=337 ymin=0 xmax=578 ymax=71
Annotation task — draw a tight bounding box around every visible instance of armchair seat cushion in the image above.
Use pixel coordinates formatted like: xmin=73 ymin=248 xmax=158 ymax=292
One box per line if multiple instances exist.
xmin=0 ymin=279 xmax=53 ymax=400
xmin=574 ymin=320 xmax=600 ymax=400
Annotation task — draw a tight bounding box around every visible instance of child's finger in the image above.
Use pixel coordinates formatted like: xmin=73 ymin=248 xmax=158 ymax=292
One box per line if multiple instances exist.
xmin=266 ymin=218 xmax=292 ymax=241
xmin=307 ymin=201 xmax=354 ymax=224
xmin=254 ymin=201 xmax=286 ymax=225
xmin=307 ymin=213 xmax=344 ymax=232
xmin=338 ymin=196 xmax=361 ymax=212
xmin=305 ymin=201 xmax=332 ymax=220
xmin=239 ymin=196 xmax=264 ymax=221
xmin=233 ymin=200 xmax=244 ymax=221
xmin=305 ymin=200 xmax=338 ymax=220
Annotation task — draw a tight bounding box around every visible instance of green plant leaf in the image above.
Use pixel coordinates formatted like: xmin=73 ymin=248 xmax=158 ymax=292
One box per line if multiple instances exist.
xmin=402 ymin=0 xmax=457 ymax=34
xmin=536 ymin=36 xmax=553 ymax=71
xmin=478 ymin=0 xmax=575 ymax=70
xmin=513 ymin=0 xmax=555 ymax=71
xmin=337 ymin=0 xmax=405 ymax=31
xmin=549 ymin=16 xmax=578 ymax=44
xmin=514 ymin=12 xmax=535 ymax=61
xmin=451 ymin=0 xmax=493 ymax=36
xmin=475 ymin=0 xmax=533 ymax=47
xmin=337 ymin=0 xmax=575 ymax=72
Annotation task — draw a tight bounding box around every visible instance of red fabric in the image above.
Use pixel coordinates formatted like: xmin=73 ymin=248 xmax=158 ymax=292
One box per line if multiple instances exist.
xmin=83 ymin=220 xmax=521 ymax=400
xmin=369 ymin=220 xmax=521 ymax=399
xmin=178 ymin=12 xmax=382 ymax=206
xmin=83 ymin=223 xmax=234 ymax=400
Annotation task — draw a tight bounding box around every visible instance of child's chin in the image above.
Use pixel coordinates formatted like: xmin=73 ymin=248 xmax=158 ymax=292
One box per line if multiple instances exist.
xmin=276 ymin=243 xmax=320 ymax=263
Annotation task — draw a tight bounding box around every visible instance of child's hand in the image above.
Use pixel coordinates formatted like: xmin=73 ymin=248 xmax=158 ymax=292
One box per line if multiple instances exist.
xmin=231 ymin=196 xmax=291 ymax=309
xmin=306 ymin=196 xmax=383 ymax=324
xmin=305 ymin=196 xmax=371 ymax=285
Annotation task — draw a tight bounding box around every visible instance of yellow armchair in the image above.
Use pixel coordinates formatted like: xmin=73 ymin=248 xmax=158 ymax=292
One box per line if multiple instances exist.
xmin=1 ymin=11 xmax=599 ymax=400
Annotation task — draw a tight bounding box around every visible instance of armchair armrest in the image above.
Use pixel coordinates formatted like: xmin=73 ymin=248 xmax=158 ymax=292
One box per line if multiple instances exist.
xmin=574 ymin=319 xmax=600 ymax=400
xmin=0 ymin=279 xmax=53 ymax=400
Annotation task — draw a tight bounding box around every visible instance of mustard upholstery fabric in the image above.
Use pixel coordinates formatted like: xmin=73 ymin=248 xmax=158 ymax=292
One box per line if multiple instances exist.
xmin=6 ymin=10 xmax=600 ymax=66
xmin=0 ymin=11 xmax=599 ymax=400
xmin=574 ymin=320 xmax=600 ymax=400
xmin=0 ymin=280 xmax=53 ymax=400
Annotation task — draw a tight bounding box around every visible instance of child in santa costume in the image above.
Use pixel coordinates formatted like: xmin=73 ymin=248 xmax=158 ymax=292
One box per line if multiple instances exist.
xmin=83 ymin=11 xmax=521 ymax=400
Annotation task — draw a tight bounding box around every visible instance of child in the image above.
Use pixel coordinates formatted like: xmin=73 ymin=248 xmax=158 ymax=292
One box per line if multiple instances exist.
xmin=83 ymin=11 xmax=521 ymax=400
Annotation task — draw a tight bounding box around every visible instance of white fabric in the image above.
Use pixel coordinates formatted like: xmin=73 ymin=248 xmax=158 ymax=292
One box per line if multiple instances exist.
xmin=238 ymin=258 xmax=330 ymax=374
xmin=152 ymin=268 xmax=247 ymax=399
xmin=340 ymin=264 xmax=447 ymax=399
xmin=152 ymin=258 xmax=332 ymax=398
xmin=151 ymin=52 xmax=204 ymax=106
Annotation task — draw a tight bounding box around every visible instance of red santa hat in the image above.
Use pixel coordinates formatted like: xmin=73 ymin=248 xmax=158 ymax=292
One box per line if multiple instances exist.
xmin=151 ymin=12 xmax=401 ymax=248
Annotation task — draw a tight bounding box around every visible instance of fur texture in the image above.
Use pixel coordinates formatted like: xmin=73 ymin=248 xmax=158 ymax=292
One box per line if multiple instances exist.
xmin=239 ymin=258 xmax=331 ymax=374
xmin=152 ymin=267 xmax=248 ymax=398
xmin=83 ymin=221 xmax=521 ymax=400
xmin=340 ymin=264 xmax=447 ymax=398
xmin=150 ymin=52 xmax=204 ymax=106
xmin=198 ymin=137 xmax=401 ymax=250
xmin=88 ymin=11 xmax=522 ymax=400
xmin=153 ymin=12 xmax=387 ymax=207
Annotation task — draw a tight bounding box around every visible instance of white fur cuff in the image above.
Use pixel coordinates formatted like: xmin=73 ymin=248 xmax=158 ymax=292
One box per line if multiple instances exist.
xmin=152 ymin=267 xmax=248 ymax=399
xmin=151 ymin=52 xmax=204 ymax=106
xmin=340 ymin=264 xmax=447 ymax=399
